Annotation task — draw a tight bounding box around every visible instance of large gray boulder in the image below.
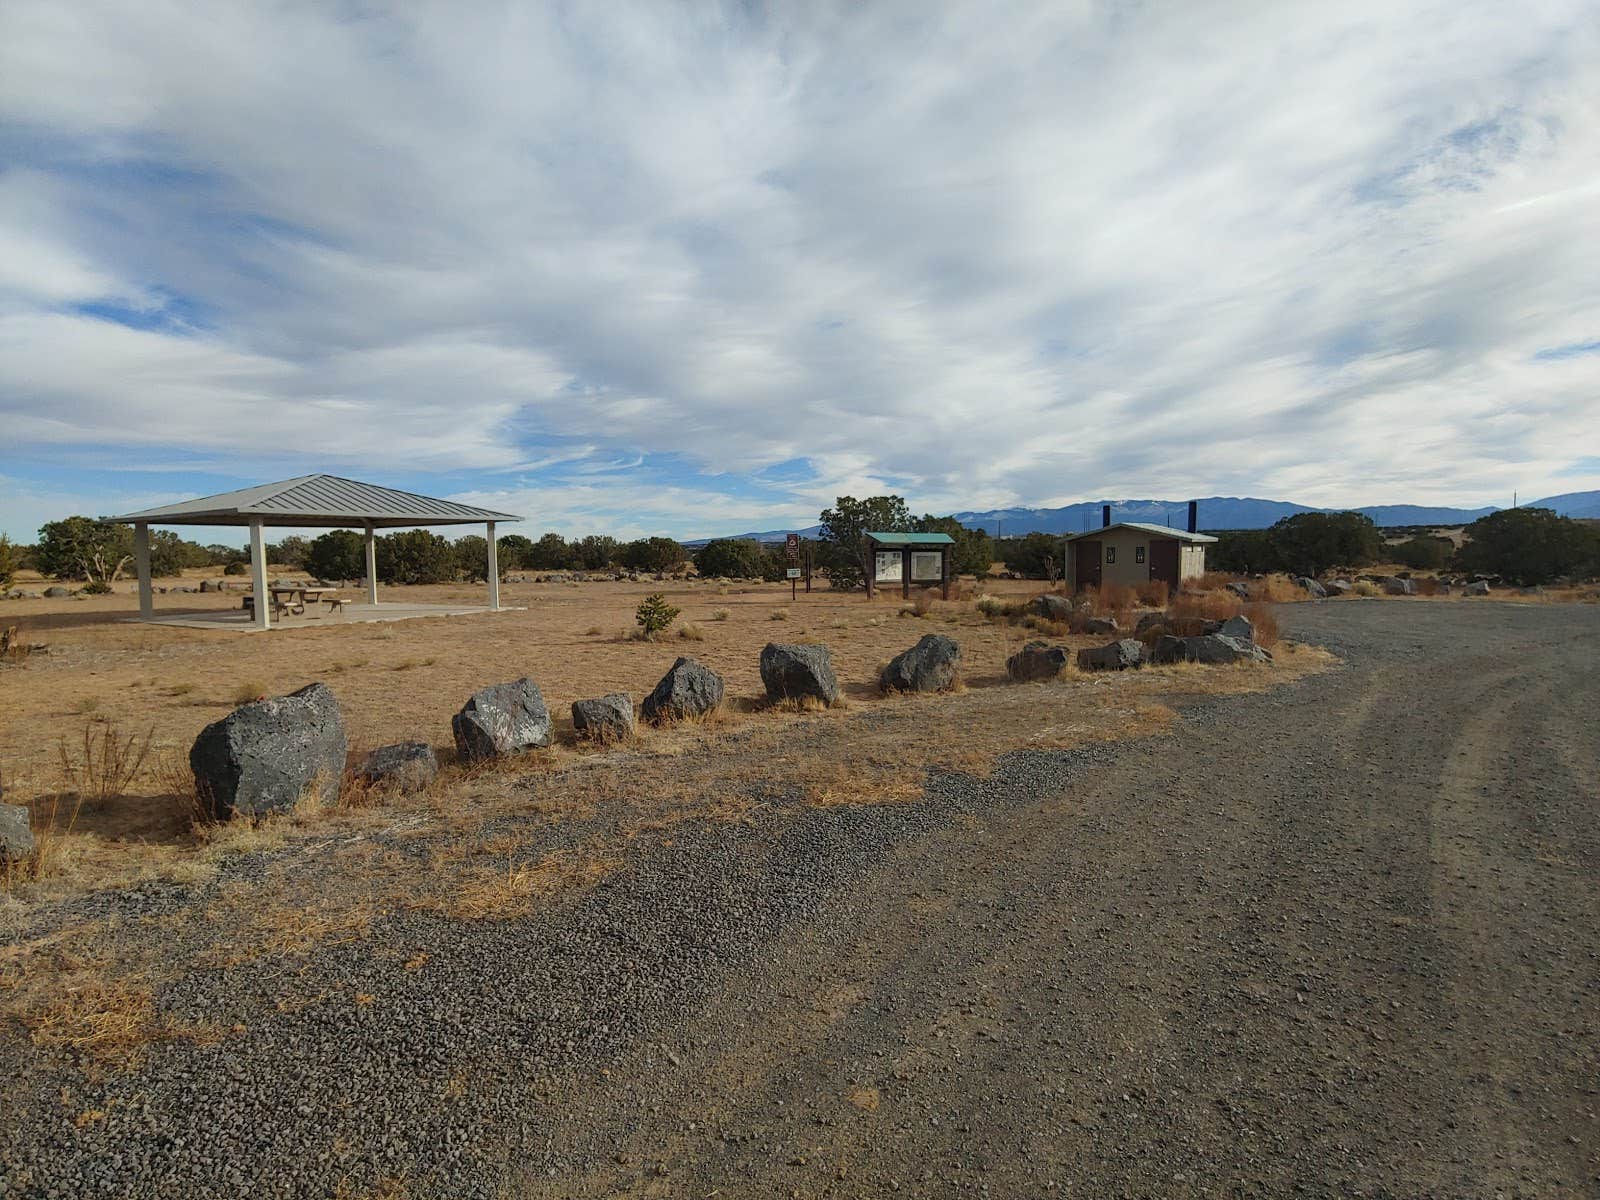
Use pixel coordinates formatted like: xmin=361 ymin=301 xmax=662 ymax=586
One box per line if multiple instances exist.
xmin=641 ymin=657 xmax=725 ymax=723
xmin=880 ymin=634 xmax=962 ymax=693
xmin=1217 ymin=614 xmax=1254 ymax=644
xmin=1298 ymin=577 xmax=1327 ymax=598
xmin=1186 ymin=634 xmax=1270 ymax=664
xmin=1077 ymin=639 xmax=1144 ymax=672
xmin=1083 ymin=616 xmax=1119 ymax=636
xmin=43 ymin=585 xmax=71 ymax=598
xmin=571 ymin=693 xmax=636 ymax=741
xmin=1380 ymin=576 xmax=1416 ymax=596
xmin=1464 ymin=579 xmax=1490 ymax=596
xmin=1325 ymin=579 xmax=1353 ymax=597
xmin=1032 ymin=594 xmax=1073 ymax=622
xmin=1150 ymin=635 xmax=1189 ymax=665
xmin=1006 ymin=640 xmax=1069 ymax=682
xmin=190 ymin=683 xmax=348 ymax=819
xmin=760 ymin=643 xmax=840 ymax=706
xmin=1225 ymin=581 xmax=1250 ymax=600
xmin=355 ymin=742 xmax=438 ymax=794
xmin=1134 ymin=612 xmax=1169 ymax=635
xmin=452 ymin=678 xmax=553 ymax=762
xmin=0 ymin=803 xmax=34 ymax=863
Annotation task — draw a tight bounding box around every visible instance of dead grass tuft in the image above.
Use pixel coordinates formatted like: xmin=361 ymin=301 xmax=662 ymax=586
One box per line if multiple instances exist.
xmin=57 ymin=721 xmax=153 ymax=809
xmin=416 ymin=846 xmax=620 ymax=921
xmin=769 ymin=607 xmax=790 ymax=621
xmin=677 ymin=623 xmax=707 ymax=641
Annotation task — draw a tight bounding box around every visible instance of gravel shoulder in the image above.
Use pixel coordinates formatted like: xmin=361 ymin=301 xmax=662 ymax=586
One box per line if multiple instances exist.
xmin=3 ymin=600 xmax=1597 ymax=1198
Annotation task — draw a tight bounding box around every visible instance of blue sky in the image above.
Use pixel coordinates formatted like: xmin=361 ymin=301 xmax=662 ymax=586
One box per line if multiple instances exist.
xmin=2 ymin=1 xmax=1598 ymax=542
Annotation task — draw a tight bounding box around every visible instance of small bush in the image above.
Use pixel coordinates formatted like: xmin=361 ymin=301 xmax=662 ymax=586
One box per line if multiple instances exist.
xmin=80 ymin=579 xmax=112 ymax=595
xmin=1352 ymin=580 xmax=1380 ymax=597
xmin=231 ymin=682 xmax=267 ymax=706
xmin=911 ymin=587 xmax=939 ymax=616
xmin=634 ymin=593 xmax=680 ymax=640
xmin=677 ymin=623 xmax=706 ymax=641
xmin=710 ymin=608 xmax=731 ymax=621
xmin=769 ymin=608 xmax=789 ymax=621
xmin=584 ymin=625 xmax=603 ymax=636
xmin=222 ymin=562 xmax=248 ymax=576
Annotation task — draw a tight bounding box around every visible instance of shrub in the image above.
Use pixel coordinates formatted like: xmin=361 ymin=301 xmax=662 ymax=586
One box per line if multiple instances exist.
xmin=710 ymin=608 xmax=731 ymax=621
xmin=1455 ymin=507 xmax=1600 ymax=585
xmin=222 ymin=561 xmax=248 ymax=576
xmin=635 ymin=592 xmax=680 ymax=639
xmin=769 ymin=607 xmax=789 ymax=621
xmin=305 ymin=530 xmax=365 ymax=582
xmin=695 ymin=538 xmax=769 ymax=580
xmin=377 ymin=530 xmax=457 ymax=584
xmin=0 ymin=534 xmax=15 ymax=587
xmin=58 ymin=721 xmax=154 ymax=808
xmin=1390 ymin=535 xmax=1453 ymax=571
xmin=80 ymin=579 xmax=112 ymax=595
xmin=620 ymin=537 xmax=687 ymax=572
xmin=818 ymin=495 xmax=912 ymax=592
xmin=677 ymin=623 xmax=706 ymax=641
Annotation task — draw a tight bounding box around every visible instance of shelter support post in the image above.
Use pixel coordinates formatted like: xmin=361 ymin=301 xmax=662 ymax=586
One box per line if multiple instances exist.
xmin=941 ymin=545 xmax=951 ymax=601
xmin=486 ymin=521 xmax=500 ymax=611
xmin=364 ymin=523 xmax=378 ymax=606
xmin=249 ymin=517 xmax=269 ymax=630
xmin=134 ymin=522 xmax=153 ymax=619
xmin=901 ymin=548 xmax=911 ymax=600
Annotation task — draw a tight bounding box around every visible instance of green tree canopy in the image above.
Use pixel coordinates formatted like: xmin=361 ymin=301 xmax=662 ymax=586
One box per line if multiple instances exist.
xmin=35 ymin=516 xmax=134 ymax=584
xmin=0 ymin=535 xmax=16 ymax=587
xmin=994 ymin=532 xmax=1065 ymax=581
xmin=1455 ymin=507 xmax=1600 ymax=585
xmin=496 ymin=533 xmax=534 ymax=570
xmin=572 ymin=534 xmax=618 ymax=571
xmin=913 ymin=515 xmax=993 ymax=577
xmin=148 ymin=530 xmax=213 ymax=577
xmin=377 ymin=529 xmax=458 ymax=584
xmin=620 ymin=536 xmax=686 ymax=571
xmin=1267 ymin=511 xmax=1382 ymax=576
xmin=694 ymin=538 xmax=769 ymax=579
xmin=267 ymin=535 xmax=311 ymax=567
xmin=528 ymin=532 xmax=575 ymax=570
xmin=819 ymin=495 xmax=912 ymax=592
xmin=304 ymin=530 xmax=366 ymax=583
xmin=1390 ymin=535 xmax=1453 ymax=570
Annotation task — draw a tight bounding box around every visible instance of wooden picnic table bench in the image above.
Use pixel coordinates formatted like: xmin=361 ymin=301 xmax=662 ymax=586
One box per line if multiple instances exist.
xmin=242 ymin=585 xmax=343 ymax=618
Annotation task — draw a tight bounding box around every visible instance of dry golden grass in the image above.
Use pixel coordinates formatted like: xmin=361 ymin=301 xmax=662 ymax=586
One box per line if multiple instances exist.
xmin=57 ymin=720 xmax=153 ymax=809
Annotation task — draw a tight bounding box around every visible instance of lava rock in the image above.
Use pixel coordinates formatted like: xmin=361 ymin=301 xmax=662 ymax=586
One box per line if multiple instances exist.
xmin=1032 ymin=594 xmax=1073 ymax=622
xmin=1226 ymin=582 xmax=1251 ymax=599
xmin=641 ymin=658 xmax=725 ymax=723
xmin=452 ymin=678 xmax=554 ymax=762
xmin=355 ymin=742 xmax=439 ymax=794
xmin=1006 ymin=641 xmax=1069 ymax=682
xmin=760 ymin=643 xmax=840 ymax=706
xmin=43 ymin=585 xmax=71 ymax=598
xmin=1076 ymin=639 xmax=1145 ymax=672
xmin=1464 ymin=580 xmax=1490 ymax=596
xmin=1298 ymin=577 xmax=1327 ymax=598
xmin=0 ymin=802 xmax=34 ymax=862
xmin=880 ymin=634 xmax=962 ymax=694
xmin=1150 ymin=635 xmax=1189 ymax=665
xmin=1218 ymin=614 xmax=1254 ymax=644
xmin=1185 ymin=634 xmax=1270 ymax=664
xmin=1135 ymin=612 xmax=1169 ymax=635
xmin=190 ymin=683 xmax=348 ymax=819
xmin=572 ymin=693 xmax=636 ymax=741
xmin=1380 ymin=576 xmax=1416 ymax=596
xmin=1083 ymin=616 xmax=1119 ymax=636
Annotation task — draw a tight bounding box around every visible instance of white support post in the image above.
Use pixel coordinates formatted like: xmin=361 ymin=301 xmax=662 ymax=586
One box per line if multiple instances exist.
xmin=134 ymin=522 xmax=153 ymax=619
xmin=364 ymin=523 xmax=379 ymax=606
xmin=486 ymin=521 xmax=500 ymax=610
xmin=249 ymin=517 xmax=270 ymax=630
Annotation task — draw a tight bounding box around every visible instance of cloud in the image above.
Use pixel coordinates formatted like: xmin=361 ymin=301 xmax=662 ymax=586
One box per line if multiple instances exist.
xmin=1 ymin=0 xmax=1597 ymax=540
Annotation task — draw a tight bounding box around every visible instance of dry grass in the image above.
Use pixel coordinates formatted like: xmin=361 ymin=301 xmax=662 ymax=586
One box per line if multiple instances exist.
xmin=57 ymin=720 xmax=153 ymax=809
xmin=677 ymin=623 xmax=707 ymax=641
xmin=412 ymin=845 xmax=620 ymax=921
xmin=769 ymin=607 xmax=790 ymax=621
xmin=231 ymin=682 xmax=267 ymax=706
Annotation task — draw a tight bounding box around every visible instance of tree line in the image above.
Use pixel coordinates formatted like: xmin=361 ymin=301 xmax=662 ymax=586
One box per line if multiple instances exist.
xmin=5 ymin=501 xmax=1594 ymax=592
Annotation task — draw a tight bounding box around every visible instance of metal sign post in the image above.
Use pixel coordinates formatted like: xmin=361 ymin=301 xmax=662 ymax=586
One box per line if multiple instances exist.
xmin=785 ymin=534 xmax=801 ymax=601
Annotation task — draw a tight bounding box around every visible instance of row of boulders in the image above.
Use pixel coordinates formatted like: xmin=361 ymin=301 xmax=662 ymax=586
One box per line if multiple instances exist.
xmin=1010 ymin=613 xmax=1270 ymax=679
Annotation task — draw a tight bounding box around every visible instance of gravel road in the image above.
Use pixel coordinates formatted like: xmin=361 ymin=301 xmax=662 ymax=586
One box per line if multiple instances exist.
xmin=3 ymin=600 xmax=1596 ymax=1198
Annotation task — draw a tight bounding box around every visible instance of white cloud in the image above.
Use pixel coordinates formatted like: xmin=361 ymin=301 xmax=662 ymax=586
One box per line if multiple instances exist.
xmin=0 ymin=0 xmax=1597 ymax=536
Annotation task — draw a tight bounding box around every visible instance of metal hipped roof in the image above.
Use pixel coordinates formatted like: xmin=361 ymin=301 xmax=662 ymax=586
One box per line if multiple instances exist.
xmin=106 ymin=474 xmax=524 ymax=528
xmin=1062 ymin=521 xmax=1217 ymax=544
xmin=866 ymin=531 xmax=956 ymax=546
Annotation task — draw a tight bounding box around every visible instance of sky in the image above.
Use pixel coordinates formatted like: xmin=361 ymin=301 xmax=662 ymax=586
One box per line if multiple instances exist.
xmin=2 ymin=0 xmax=1598 ymax=543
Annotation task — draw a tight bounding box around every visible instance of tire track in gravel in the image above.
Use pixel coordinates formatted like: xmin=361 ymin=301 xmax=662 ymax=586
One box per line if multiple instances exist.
xmin=511 ymin=601 xmax=1600 ymax=1199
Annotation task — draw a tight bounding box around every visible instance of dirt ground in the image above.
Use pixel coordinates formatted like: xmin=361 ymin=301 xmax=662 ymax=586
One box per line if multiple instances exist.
xmin=0 ymin=600 xmax=1593 ymax=1198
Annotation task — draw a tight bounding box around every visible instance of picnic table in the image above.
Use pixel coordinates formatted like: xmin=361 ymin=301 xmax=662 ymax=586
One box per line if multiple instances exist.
xmin=242 ymin=585 xmax=342 ymax=618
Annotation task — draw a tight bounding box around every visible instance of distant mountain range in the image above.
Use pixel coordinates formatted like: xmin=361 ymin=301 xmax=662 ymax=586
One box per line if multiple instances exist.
xmin=695 ymin=490 xmax=1600 ymax=543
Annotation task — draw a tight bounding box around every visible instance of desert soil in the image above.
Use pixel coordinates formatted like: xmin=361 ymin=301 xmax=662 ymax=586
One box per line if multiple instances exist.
xmin=2 ymin=599 xmax=1597 ymax=1198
